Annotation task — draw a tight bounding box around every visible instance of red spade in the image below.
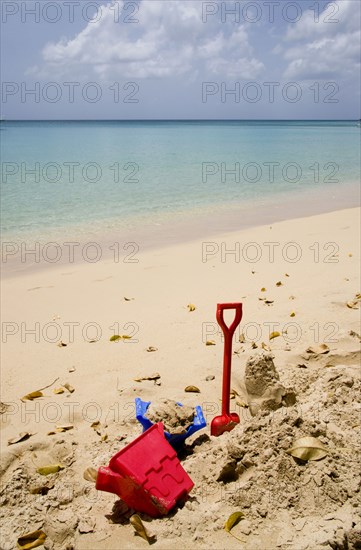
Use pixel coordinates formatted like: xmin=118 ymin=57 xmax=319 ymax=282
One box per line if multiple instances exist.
xmin=211 ymin=303 xmax=243 ymax=437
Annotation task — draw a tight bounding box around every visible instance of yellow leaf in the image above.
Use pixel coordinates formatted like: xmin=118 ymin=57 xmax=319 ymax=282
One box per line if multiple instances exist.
xmin=269 ymin=331 xmax=281 ymax=341
xmin=224 ymin=511 xmax=244 ymax=533
xmin=206 ymin=340 xmax=216 ymax=346
xmin=184 ymin=385 xmax=200 ymax=393
xmin=21 ymin=391 xmax=43 ymax=402
xmin=110 ymin=334 xmax=132 ymax=341
xmin=63 ymin=383 xmax=74 ymax=393
xmin=347 ymin=300 xmax=359 ymax=309
xmin=83 ymin=467 xmax=98 ymax=483
xmin=17 ymin=529 xmax=46 ymax=549
xmin=251 ymin=341 xmax=258 ymax=349
xmin=187 ymin=303 xmax=196 ymax=312
xmin=261 ymin=342 xmax=271 ymax=351
xmin=290 ymin=312 xmax=296 ymax=317
xmin=53 ymin=387 xmax=64 ymax=394
xmin=239 ymin=333 xmax=245 ymax=343
xmin=37 ymin=464 xmax=64 ymax=476
xmin=286 ymin=436 xmax=328 ymax=461
xmin=8 ymin=432 xmax=32 ymax=446
xmin=130 ymin=514 xmax=156 ymax=544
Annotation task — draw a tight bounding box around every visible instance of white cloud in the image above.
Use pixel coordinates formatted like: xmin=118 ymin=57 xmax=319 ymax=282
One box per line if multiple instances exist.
xmin=29 ymin=0 xmax=264 ymax=81
xmin=283 ymin=0 xmax=360 ymax=80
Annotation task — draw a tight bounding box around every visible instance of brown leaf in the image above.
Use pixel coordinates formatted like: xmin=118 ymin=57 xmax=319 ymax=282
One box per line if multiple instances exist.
xmin=260 ymin=287 xmax=266 ymax=292
xmin=53 ymin=387 xmax=64 ymax=394
xmin=124 ymin=297 xmax=134 ymax=301
xmin=146 ymin=346 xmax=158 ymax=352
xmin=286 ymin=436 xmax=328 ymax=461
xmin=184 ymin=385 xmax=200 ymax=393
xmin=17 ymin=529 xmax=46 ymax=549
xmin=83 ymin=467 xmax=98 ymax=483
xmin=265 ymin=299 xmax=274 ymax=305
xmin=251 ymin=341 xmax=258 ymax=349
xmin=347 ymin=300 xmax=359 ymax=309
xmin=306 ymin=344 xmax=330 ymax=355
xmin=276 ymin=281 xmax=283 ymax=287
xmin=134 ymin=372 xmax=161 ymax=382
xmin=130 ymin=514 xmax=156 ymax=544
xmin=261 ymin=342 xmax=271 ymax=351
xmin=21 ymin=391 xmax=43 ymax=402
xmin=57 ymin=341 xmax=67 ymax=347
xmin=8 ymin=432 xmax=32 ymax=446
xmin=63 ymin=383 xmax=75 ymax=393
xmin=290 ymin=312 xmax=296 ymax=317
xmin=239 ymin=333 xmax=245 ymax=343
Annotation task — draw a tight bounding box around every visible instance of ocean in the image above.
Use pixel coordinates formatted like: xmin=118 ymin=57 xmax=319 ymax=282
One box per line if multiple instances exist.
xmin=1 ymin=120 xmax=360 ymax=249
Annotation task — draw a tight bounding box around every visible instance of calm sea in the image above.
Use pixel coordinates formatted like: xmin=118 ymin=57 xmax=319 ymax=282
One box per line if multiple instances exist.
xmin=1 ymin=120 xmax=360 ymax=246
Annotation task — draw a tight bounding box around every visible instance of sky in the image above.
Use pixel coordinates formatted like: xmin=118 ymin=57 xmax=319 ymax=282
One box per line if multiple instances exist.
xmin=0 ymin=0 xmax=360 ymax=119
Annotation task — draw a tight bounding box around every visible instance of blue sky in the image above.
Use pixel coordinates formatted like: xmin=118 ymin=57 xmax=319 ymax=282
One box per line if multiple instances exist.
xmin=1 ymin=0 xmax=360 ymax=119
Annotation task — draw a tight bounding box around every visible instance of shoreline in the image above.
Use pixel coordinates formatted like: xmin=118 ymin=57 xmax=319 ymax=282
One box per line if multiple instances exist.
xmin=2 ymin=181 xmax=360 ymax=279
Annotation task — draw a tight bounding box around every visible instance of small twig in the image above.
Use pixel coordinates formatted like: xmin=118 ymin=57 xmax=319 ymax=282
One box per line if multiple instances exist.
xmin=37 ymin=377 xmax=60 ymax=392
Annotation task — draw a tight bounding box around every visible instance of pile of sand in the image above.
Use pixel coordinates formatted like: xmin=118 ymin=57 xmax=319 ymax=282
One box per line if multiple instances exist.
xmin=146 ymin=399 xmax=195 ymax=435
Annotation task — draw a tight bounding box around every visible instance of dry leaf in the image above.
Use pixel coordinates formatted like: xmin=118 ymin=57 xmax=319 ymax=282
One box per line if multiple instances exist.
xmin=347 ymin=301 xmax=359 ymax=309
xmin=124 ymin=297 xmax=134 ymax=301
xmin=269 ymin=331 xmax=281 ymax=341
xmin=57 ymin=341 xmax=67 ymax=347
xmin=47 ymin=424 xmax=73 ymax=435
xmin=276 ymin=281 xmax=283 ymax=286
xmin=68 ymin=366 xmax=76 ymax=372
xmin=0 ymin=402 xmax=10 ymax=414
xmin=146 ymin=346 xmax=158 ymax=352
xmin=134 ymin=372 xmax=161 ymax=382
xmin=260 ymin=287 xmax=266 ymax=292
xmin=37 ymin=464 xmax=64 ymax=475
xmin=184 ymin=385 xmax=200 ymax=393
xmin=236 ymin=399 xmax=248 ymax=408
xmin=224 ymin=511 xmax=244 ymax=533
xmin=286 ymin=436 xmax=328 ymax=461
xmin=289 ymin=295 xmax=296 ymax=300
xmin=290 ymin=312 xmax=296 ymax=317
xmin=101 ymin=434 xmax=108 ymax=441
xmin=8 ymin=432 xmax=32 ymax=446
xmin=239 ymin=333 xmax=245 ymax=343
xmin=21 ymin=391 xmax=43 ymax=402
xmin=63 ymin=383 xmax=74 ymax=393
xmin=261 ymin=342 xmax=271 ymax=351
xmin=206 ymin=340 xmax=216 ymax=346
xmin=130 ymin=514 xmax=156 ymax=544
xmin=90 ymin=421 xmax=102 ymax=435
xmin=83 ymin=467 xmax=98 ymax=483
xmin=110 ymin=334 xmax=132 ymax=341
xmin=265 ymin=299 xmax=274 ymax=305
xmin=53 ymin=387 xmax=64 ymax=394
xmin=285 ymin=273 xmax=290 ymax=277
xmin=187 ymin=304 xmax=196 ymax=312
xmin=251 ymin=341 xmax=258 ymax=349
xmin=306 ymin=344 xmax=330 ymax=355
xmin=17 ymin=529 xmax=46 ymax=549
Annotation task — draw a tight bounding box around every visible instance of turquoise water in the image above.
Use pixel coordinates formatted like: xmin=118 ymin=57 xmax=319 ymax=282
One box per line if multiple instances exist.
xmin=1 ymin=120 xmax=360 ymax=242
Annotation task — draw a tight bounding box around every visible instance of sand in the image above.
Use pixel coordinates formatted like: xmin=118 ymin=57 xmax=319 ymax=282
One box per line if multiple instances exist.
xmin=1 ymin=207 xmax=360 ymax=549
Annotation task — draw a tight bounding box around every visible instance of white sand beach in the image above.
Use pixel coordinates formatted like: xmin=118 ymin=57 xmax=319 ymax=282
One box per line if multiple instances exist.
xmin=1 ymin=207 xmax=360 ymax=549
